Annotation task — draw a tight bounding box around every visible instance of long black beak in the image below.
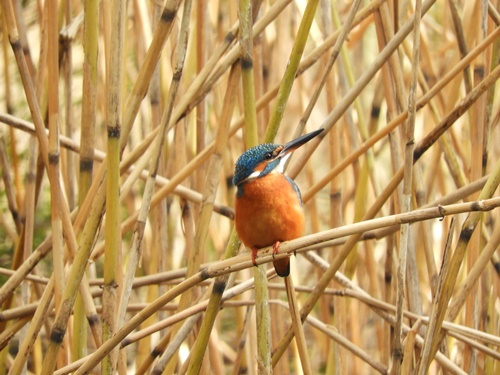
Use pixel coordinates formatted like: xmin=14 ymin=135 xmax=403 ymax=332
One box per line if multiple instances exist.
xmin=280 ymin=128 xmax=324 ymax=156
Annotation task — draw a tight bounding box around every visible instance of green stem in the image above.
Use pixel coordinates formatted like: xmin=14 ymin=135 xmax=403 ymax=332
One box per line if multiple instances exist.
xmin=264 ymin=0 xmax=320 ymax=143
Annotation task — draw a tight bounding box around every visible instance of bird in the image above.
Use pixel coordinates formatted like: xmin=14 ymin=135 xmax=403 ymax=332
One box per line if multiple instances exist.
xmin=233 ymin=129 xmax=324 ymax=277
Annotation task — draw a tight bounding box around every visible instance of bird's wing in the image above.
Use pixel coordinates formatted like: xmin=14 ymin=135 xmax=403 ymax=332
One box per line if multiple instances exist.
xmin=285 ymin=175 xmax=302 ymax=206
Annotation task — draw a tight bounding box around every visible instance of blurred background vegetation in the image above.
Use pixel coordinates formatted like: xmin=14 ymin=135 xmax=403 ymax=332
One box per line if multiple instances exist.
xmin=0 ymin=0 xmax=500 ymax=374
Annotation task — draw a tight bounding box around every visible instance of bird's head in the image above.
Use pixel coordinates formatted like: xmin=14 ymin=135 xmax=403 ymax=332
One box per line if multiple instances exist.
xmin=232 ymin=129 xmax=324 ymax=187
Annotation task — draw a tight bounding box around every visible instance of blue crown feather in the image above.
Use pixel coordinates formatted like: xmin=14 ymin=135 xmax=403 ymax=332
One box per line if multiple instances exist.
xmin=233 ymin=143 xmax=280 ymax=186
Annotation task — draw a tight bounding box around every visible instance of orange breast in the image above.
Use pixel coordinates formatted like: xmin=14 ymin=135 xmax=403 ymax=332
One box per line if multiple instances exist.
xmin=234 ymin=173 xmax=304 ymax=249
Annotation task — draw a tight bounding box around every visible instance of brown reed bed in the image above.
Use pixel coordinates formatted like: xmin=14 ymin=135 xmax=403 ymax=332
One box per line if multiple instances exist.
xmin=0 ymin=0 xmax=499 ymax=374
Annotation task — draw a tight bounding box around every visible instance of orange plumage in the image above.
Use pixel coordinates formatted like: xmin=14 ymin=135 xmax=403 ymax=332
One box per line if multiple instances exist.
xmin=235 ymin=172 xmax=304 ymax=276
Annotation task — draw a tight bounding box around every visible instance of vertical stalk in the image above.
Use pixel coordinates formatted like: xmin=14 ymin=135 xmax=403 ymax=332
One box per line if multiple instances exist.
xmin=79 ymin=0 xmax=99 ymax=213
xmin=240 ymin=0 xmax=258 ymax=148
xmin=135 ymin=0 xmax=164 ymax=369
xmin=73 ymin=0 xmax=99 ymax=362
xmin=8 ymin=135 xmax=37 ymax=375
xmin=284 ymin=276 xmax=312 ymax=374
xmin=0 ymin=136 xmax=20 ymax=231
xmin=45 ymin=0 xmax=68 ymax=367
xmin=2 ymin=11 xmax=24 ymax=230
xmin=102 ymin=0 xmax=126 ymax=373
xmin=195 ymin=0 xmax=206 ymax=193
xmin=464 ymin=4 xmax=488 ymax=371
xmin=61 ymin=0 xmax=76 ymax=210
xmin=46 ymin=0 xmax=64 ymax=314
xmin=263 ymin=0 xmax=320 ymax=142
xmin=393 ymin=0 xmax=422 ymax=371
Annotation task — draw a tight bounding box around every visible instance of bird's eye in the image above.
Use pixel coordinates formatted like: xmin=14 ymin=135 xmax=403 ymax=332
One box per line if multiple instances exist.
xmin=264 ymin=152 xmax=273 ymax=160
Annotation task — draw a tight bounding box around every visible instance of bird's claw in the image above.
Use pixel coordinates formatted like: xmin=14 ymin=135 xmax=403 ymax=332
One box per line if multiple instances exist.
xmin=251 ymin=249 xmax=258 ymax=267
xmin=272 ymin=241 xmax=281 ymax=260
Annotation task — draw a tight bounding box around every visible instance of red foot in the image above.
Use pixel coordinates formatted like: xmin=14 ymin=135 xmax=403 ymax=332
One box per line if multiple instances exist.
xmin=251 ymin=248 xmax=258 ymax=267
xmin=272 ymin=241 xmax=281 ymax=259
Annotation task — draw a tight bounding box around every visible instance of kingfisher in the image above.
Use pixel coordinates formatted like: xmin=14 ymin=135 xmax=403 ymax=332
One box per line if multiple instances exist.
xmin=233 ymin=129 xmax=324 ymax=277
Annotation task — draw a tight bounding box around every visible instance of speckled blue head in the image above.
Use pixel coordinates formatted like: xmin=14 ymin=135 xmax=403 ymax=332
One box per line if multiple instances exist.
xmin=233 ymin=143 xmax=281 ymax=186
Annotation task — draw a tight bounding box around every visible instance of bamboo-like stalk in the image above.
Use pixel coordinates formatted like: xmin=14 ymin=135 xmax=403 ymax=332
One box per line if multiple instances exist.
xmin=184 ymin=235 xmax=242 ymax=374
xmin=2 ymin=8 xmax=24 ymax=254
xmin=139 ymin=0 xmax=165 ymax=368
xmin=46 ymin=0 xmax=63 ymax=311
xmin=284 ymin=275 xmax=311 ymax=374
xmin=271 ymin=187 xmax=486 ymax=268
xmin=0 ymin=136 xmax=20 ymax=231
xmin=101 ymin=0 xmax=126 ymax=372
xmin=416 ymin=217 xmax=456 ymax=374
xmin=52 ymin=0 xmax=183 ymax=316
xmin=401 ymin=320 xmax=420 ymax=374
xmin=239 ymin=0 xmax=258 ymax=148
xmin=44 ymin=0 xmax=69 ymax=368
xmin=393 ymin=0 xmax=422 ymax=372
xmin=263 ymin=0 xmax=320 ymax=142
xmin=305 ymin=253 xmax=500 ymax=348
xmin=465 ymin=3 xmax=488 ymax=372
xmin=72 ymin=0 xmax=99 ymax=363
xmin=61 ymin=2 xmax=76 ymax=211
xmin=318 ymin=1 xmax=344 ymax=372
xmin=13 ymin=134 xmax=37 ymax=374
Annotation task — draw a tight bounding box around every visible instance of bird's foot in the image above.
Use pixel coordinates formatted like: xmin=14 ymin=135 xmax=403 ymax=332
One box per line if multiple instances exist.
xmin=251 ymin=248 xmax=258 ymax=267
xmin=272 ymin=241 xmax=281 ymax=259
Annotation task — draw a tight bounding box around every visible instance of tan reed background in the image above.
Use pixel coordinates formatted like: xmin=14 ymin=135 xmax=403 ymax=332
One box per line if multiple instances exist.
xmin=0 ymin=0 xmax=499 ymax=374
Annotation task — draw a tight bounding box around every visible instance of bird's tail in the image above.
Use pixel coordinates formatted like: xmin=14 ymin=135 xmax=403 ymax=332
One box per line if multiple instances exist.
xmin=273 ymin=258 xmax=290 ymax=277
